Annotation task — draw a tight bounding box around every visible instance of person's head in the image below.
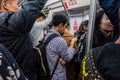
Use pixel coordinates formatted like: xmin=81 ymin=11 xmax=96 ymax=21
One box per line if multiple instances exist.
xmin=52 ymin=13 xmax=68 ymax=35
xmin=36 ymin=12 xmax=46 ymax=22
xmin=75 ymin=20 xmax=89 ymax=35
xmin=95 ymin=9 xmax=113 ymax=33
xmin=0 ymin=0 xmax=19 ymax=12
xmin=80 ymin=20 xmax=89 ymax=32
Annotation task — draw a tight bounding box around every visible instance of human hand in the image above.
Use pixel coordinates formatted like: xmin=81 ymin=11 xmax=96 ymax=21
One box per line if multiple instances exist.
xmin=59 ymin=58 xmax=66 ymax=65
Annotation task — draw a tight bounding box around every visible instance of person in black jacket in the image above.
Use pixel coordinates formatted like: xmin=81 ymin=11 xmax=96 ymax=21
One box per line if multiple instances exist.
xmin=0 ymin=0 xmax=47 ymax=79
xmin=0 ymin=43 xmax=26 ymax=80
xmin=74 ymin=20 xmax=88 ymax=80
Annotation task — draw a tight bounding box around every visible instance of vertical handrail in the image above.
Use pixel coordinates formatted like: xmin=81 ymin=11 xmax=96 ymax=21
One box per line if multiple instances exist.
xmin=86 ymin=0 xmax=97 ymax=55
xmin=60 ymin=0 xmax=69 ymax=16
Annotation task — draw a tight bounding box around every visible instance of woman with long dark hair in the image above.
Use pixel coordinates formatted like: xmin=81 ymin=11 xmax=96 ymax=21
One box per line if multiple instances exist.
xmin=92 ymin=9 xmax=114 ymax=48
xmin=74 ymin=20 xmax=89 ymax=80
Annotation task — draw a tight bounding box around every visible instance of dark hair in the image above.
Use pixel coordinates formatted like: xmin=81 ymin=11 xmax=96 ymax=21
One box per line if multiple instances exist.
xmin=37 ymin=12 xmax=46 ymax=19
xmin=94 ymin=9 xmax=105 ymax=30
xmin=66 ymin=22 xmax=70 ymax=29
xmin=92 ymin=9 xmax=112 ymax=48
xmin=94 ymin=9 xmax=105 ymax=38
xmin=52 ymin=13 xmax=68 ymax=27
xmin=78 ymin=20 xmax=89 ymax=32
xmin=74 ymin=20 xmax=89 ymax=37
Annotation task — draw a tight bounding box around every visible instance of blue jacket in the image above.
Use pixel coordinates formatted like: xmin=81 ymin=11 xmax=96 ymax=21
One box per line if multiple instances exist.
xmin=0 ymin=0 xmax=47 ymax=79
xmin=98 ymin=0 xmax=120 ymax=41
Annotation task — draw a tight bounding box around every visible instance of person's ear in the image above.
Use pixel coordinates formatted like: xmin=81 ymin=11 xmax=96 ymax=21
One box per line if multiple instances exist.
xmin=59 ymin=23 xmax=63 ymax=27
xmin=2 ymin=0 xmax=9 ymax=10
xmin=2 ymin=0 xmax=8 ymax=9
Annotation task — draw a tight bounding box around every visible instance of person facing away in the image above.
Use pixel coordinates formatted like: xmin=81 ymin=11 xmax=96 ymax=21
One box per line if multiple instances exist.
xmin=30 ymin=9 xmax=53 ymax=46
xmin=0 ymin=43 xmax=26 ymax=80
xmin=0 ymin=0 xmax=47 ymax=79
xmin=74 ymin=20 xmax=88 ymax=80
xmin=92 ymin=9 xmax=114 ymax=48
xmin=43 ymin=13 xmax=77 ymax=80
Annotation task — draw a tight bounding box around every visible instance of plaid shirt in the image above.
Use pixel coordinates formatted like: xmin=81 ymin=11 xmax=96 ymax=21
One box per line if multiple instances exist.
xmin=44 ymin=29 xmax=75 ymax=80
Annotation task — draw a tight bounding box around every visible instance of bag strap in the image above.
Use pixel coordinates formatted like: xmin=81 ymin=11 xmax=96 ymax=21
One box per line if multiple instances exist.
xmin=44 ymin=33 xmax=60 ymax=47
xmin=51 ymin=56 xmax=60 ymax=78
xmin=44 ymin=33 xmax=60 ymax=78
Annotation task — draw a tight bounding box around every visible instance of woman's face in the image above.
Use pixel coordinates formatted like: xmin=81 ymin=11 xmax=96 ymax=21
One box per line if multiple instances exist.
xmin=100 ymin=14 xmax=113 ymax=32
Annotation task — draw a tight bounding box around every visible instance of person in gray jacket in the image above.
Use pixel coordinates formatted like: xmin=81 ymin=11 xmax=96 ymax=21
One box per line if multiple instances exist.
xmin=30 ymin=10 xmax=53 ymax=46
xmin=0 ymin=0 xmax=47 ymax=79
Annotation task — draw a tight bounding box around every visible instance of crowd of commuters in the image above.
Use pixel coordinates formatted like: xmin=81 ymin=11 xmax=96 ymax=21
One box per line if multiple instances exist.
xmin=0 ymin=0 xmax=119 ymax=80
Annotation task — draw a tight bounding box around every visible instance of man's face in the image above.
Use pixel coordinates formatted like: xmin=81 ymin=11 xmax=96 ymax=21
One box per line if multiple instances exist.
xmin=58 ymin=23 xmax=67 ymax=35
xmin=2 ymin=0 xmax=19 ymax=12
xmin=36 ymin=16 xmax=45 ymax=22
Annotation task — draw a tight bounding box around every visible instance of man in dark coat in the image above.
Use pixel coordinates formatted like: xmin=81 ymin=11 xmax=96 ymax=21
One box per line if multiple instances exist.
xmin=0 ymin=43 xmax=26 ymax=80
xmin=0 ymin=0 xmax=47 ymax=79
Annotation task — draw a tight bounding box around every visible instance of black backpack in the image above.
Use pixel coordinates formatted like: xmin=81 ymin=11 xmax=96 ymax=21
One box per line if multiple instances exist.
xmin=33 ymin=33 xmax=60 ymax=80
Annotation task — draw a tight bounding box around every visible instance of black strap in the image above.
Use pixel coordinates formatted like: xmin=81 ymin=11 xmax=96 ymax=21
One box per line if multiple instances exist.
xmin=51 ymin=56 xmax=60 ymax=78
xmin=44 ymin=33 xmax=59 ymax=47
xmin=44 ymin=33 xmax=60 ymax=78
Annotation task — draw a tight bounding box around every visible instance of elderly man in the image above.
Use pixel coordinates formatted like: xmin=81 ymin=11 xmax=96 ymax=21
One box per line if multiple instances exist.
xmin=0 ymin=0 xmax=47 ymax=79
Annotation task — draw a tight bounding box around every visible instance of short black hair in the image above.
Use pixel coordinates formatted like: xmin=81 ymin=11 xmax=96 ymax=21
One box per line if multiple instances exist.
xmin=37 ymin=12 xmax=46 ymax=19
xmin=52 ymin=13 xmax=68 ymax=27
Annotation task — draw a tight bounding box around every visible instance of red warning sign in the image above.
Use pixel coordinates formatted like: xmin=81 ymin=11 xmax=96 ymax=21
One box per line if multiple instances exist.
xmin=64 ymin=2 xmax=68 ymax=9
xmin=73 ymin=19 xmax=78 ymax=31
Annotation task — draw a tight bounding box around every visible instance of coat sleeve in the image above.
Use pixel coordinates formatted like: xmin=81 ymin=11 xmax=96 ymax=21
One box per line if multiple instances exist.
xmin=0 ymin=44 xmax=27 ymax=80
xmin=32 ymin=10 xmax=53 ymax=29
xmin=56 ymin=37 xmax=76 ymax=62
xmin=8 ymin=0 xmax=48 ymax=34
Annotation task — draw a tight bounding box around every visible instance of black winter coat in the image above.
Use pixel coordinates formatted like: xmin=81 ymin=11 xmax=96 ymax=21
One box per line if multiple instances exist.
xmin=0 ymin=0 xmax=47 ymax=79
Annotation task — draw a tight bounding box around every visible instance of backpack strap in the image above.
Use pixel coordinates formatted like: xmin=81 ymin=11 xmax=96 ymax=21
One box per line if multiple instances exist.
xmin=44 ymin=33 xmax=60 ymax=78
xmin=44 ymin=33 xmax=60 ymax=47
xmin=51 ymin=55 xmax=60 ymax=78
